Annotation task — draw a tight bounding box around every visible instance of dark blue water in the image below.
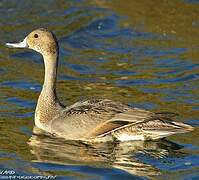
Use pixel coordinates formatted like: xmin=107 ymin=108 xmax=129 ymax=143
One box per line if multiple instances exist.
xmin=0 ymin=0 xmax=199 ymax=179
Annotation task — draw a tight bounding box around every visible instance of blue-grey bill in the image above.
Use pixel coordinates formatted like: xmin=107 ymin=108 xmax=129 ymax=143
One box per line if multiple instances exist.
xmin=6 ymin=37 xmax=28 ymax=48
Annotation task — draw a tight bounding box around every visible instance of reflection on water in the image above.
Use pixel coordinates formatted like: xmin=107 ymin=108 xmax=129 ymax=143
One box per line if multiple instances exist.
xmin=28 ymin=127 xmax=184 ymax=179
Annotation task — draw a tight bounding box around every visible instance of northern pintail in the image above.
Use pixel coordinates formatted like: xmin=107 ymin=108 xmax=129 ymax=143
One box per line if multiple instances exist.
xmin=6 ymin=28 xmax=194 ymax=142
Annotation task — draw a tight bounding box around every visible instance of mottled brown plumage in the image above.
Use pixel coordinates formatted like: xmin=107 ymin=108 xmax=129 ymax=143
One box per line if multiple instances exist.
xmin=6 ymin=28 xmax=194 ymax=142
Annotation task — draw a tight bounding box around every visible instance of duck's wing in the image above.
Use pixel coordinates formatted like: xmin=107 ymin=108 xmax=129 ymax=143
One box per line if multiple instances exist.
xmin=93 ymin=110 xmax=193 ymax=139
xmin=84 ymin=107 xmax=152 ymax=138
xmin=57 ymin=99 xmax=193 ymax=140
xmin=76 ymin=99 xmax=193 ymax=139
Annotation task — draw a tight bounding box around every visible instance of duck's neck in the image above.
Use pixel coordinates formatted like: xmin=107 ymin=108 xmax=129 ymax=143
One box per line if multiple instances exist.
xmin=35 ymin=53 xmax=62 ymax=129
xmin=41 ymin=53 xmax=58 ymax=100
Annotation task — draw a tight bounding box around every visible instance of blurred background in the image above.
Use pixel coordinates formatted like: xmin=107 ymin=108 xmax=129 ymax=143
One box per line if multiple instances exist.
xmin=0 ymin=0 xmax=199 ymax=179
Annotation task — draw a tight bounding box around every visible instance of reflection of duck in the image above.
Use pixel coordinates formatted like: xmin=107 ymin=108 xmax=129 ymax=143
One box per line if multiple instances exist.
xmin=28 ymin=126 xmax=185 ymax=178
xmin=6 ymin=28 xmax=193 ymax=142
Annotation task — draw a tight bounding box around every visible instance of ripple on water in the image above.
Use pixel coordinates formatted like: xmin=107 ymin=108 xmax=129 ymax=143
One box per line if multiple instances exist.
xmin=1 ymin=81 xmax=41 ymax=92
xmin=6 ymin=97 xmax=35 ymax=109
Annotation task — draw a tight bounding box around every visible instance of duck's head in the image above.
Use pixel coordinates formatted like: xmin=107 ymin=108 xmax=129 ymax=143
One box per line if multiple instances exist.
xmin=6 ymin=28 xmax=58 ymax=56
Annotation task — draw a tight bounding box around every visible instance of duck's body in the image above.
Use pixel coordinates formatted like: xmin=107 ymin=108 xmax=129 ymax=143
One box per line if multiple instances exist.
xmin=35 ymin=95 xmax=193 ymax=142
xmin=6 ymin=28 xmax=194 ymax=142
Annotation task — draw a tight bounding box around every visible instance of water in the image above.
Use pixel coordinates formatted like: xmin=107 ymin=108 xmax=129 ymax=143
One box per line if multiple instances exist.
xmin=0 ymin=0 xmax=199 ymax=179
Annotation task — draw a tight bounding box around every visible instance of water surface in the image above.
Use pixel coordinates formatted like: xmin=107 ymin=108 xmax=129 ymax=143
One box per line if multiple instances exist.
xmin=0 ymin=0 xmax=199 ymax=179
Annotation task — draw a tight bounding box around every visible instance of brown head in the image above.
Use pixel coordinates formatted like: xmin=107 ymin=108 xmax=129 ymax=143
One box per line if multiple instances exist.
xmin=6 ymin=28 xmax=59 ymax=56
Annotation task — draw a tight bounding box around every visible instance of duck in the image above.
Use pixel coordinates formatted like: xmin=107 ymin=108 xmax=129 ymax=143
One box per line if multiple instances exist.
xmin=6 ymin=28 xmax=194 ymax=142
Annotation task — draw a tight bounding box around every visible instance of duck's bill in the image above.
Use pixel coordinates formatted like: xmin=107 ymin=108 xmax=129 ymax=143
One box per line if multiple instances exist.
xmin=6 ymin=37 xmax=28 ymax=48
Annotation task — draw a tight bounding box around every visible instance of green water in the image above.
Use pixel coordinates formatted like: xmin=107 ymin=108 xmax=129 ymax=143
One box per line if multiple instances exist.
xmin=0 ymin=0 xmax=199 ymax=179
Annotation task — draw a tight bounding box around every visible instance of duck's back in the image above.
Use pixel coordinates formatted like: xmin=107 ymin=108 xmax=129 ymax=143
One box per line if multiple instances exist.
xmin=50 ymin=99 xmax=193 ymax=142
xmin=50 ymin=99 xmax=128 ymax=140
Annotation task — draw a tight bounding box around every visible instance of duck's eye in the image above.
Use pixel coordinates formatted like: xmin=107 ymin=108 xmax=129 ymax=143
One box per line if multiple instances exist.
xmin=34 ymin=34 xmax=39 ymax=38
